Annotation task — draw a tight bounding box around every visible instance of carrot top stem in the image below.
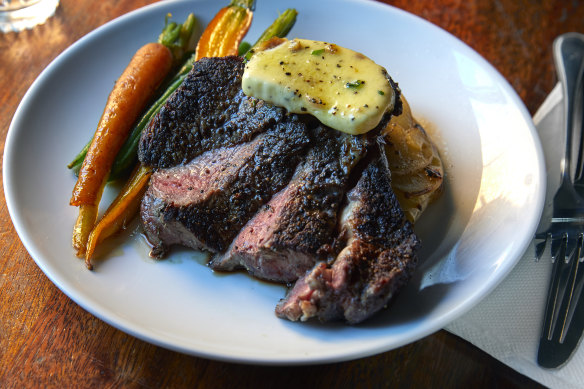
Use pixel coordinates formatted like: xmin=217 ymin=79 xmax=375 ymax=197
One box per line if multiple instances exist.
xmin=159 ymin=13 xmax=200 ymax=66
xmin=230 ymin=0 xmax=255 ymax=10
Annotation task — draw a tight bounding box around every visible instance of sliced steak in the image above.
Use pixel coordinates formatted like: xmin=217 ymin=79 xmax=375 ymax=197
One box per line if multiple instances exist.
xmin=275 ymin=152 xmax=420 ymax=324
xmin=210 ymin=128 xmax=367 ymax=282
xmin=139 ymin=56 xmax=287 ymax=168
xmin=141 ymin=120 xmax=310 ymax=257
xmin=137 ymin=53 xmax=416 ymax=324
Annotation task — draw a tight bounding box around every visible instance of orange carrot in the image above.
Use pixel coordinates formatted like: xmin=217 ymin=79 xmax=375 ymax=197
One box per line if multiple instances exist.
xmin=71 ymin=42 xmax=172 ymax=206
xmin=84 ymin=165 xmax=152 ymax=269
xmin=70 ymin=42 xmax=173 ymax=256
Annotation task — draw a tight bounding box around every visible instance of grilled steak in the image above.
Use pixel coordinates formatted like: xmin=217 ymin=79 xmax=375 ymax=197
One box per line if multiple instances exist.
xmin=139 ymin=56 xmax=288 ymax=168
xmin=137 ymin=55 xmax=417 ymax=324
xmin=275 ymin=153 xmax=420 ymax=324
xmin=210 ymin=128 xmax=367 ymax=282
xmin=141 ymin=121 xmax=310 ymax=256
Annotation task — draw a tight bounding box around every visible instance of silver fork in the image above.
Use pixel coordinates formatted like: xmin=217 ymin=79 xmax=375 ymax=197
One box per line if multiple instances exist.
xmin=535 ymin=32 xmax=584 ymax=369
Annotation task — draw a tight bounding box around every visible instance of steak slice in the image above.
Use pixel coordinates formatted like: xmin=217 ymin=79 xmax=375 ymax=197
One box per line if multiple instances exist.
xmin=210 ymin=128 xmax=367 ymax=282
xmin=275 ymin=152 xmax=420 ymax=324
xmin=141 ymin=120 xmax=310 ymax=257
xmin=139 ymin=56 xmax=287 ymax=168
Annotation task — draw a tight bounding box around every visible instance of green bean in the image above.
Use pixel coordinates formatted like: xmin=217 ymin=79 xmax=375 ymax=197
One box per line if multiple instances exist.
xmin=243 ymin=8 xmax=297 ymax=61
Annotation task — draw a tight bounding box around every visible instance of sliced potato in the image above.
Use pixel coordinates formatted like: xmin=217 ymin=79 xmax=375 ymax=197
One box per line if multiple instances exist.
xmin=382 ymin=97 xmax=434 ymax=175
xmin=382 ymin=95 xmax=444 ymax=223
xmin=391 ymin=148 xmax=443 ymax=197
xmin=393 ymin=182 xmax=442 ymax=223
xmin=392 ymin=145 xmax=444 ymax=222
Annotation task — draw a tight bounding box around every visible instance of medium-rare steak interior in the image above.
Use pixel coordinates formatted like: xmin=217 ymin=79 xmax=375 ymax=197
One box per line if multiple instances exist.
xmin=138 ymin=55 xmax=418 ymax=324
xmin=142 ymin=122 xmax=310 ymax=256
xmin=210 ymin=127 xmax=367 ymax=282
xmin=275 ymin=152 xmax=419 ymax=324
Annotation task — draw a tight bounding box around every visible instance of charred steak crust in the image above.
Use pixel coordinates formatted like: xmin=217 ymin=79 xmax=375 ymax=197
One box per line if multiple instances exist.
xmin=141 ymin=119 xmax=310 ymax=256
xmin=211 ymin=128 xmax=368 ymax=282
xmin=166 ymin=121 xmax=309 ymax=253
xmin=275 ymin=153 xmax=420 ymax=324
xmin=267 ymin=128 xmax=367 ymax=254
xmin=139 ymin=56 xmax=287 ymax=168
xmin=348 ymin=154 xmax=417 ymax=250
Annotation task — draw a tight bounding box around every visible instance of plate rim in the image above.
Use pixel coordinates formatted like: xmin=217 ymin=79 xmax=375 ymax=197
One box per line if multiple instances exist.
xmin=2 ymin=0 xmax=546 ymax=365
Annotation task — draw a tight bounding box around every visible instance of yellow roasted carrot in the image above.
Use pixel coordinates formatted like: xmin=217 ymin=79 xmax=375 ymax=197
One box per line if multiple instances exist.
xmin=70 ymin=42 xmax=173 ymax=256
xmin=72 ymin=205 xmax=98 ymax=255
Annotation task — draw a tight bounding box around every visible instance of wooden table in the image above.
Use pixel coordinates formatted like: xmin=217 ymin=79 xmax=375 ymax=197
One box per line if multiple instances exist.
xmin=1 ymin=0 xmax=581 ymax=387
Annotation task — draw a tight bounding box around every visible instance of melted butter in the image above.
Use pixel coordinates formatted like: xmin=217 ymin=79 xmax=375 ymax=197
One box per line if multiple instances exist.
xmin=242 ymin=38 xmax=396 ymax=135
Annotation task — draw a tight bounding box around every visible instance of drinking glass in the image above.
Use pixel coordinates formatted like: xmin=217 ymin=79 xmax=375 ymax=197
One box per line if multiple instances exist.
xmin=0 ymin=0 xmax=59 ymax=33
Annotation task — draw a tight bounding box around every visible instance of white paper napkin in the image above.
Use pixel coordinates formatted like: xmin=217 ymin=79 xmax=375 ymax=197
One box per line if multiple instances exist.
xmin=445 ymin=83 xmax=584 ymax=389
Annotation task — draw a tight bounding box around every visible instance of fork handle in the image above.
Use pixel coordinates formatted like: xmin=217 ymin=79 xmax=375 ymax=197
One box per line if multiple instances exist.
xmin=555 ymin=33 xmax=584 ymax=185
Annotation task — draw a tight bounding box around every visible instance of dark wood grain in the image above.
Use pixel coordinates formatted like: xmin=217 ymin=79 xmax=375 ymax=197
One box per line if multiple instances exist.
xmin=389 ymin=0 xmax=584 ymax=115
xmin=1 ymin=0 xmax=580 ymax=387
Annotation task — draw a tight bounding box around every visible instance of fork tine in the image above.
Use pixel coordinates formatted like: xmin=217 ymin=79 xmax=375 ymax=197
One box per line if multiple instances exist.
xmin=539 ymin=238 xmax=584 ymax=367
xmin=554 ymin=258 xmax=584 ymax=366
xmin=551 ymin=233 xmax=567 ymax=261
xmin=566 ymin=236 xmax=579 ymax=261
xmin=555 ymin=237 xmax=582 ymax=343
xmin=543 ymin=234 xmax=584 ymax=344
xmin=558 ymin=235 xmax=584 ymax=342
xmin=543 ymin=238 xmax=571 ymax=340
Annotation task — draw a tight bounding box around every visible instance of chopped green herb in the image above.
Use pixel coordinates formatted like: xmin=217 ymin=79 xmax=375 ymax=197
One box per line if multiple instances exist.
xmin=377 ymin=90 xmax=385 ymax=95
xmin=346 ymin=80 xmax=365 ymax=89
xmin=311 ymin=49 xmax=325 ymax=56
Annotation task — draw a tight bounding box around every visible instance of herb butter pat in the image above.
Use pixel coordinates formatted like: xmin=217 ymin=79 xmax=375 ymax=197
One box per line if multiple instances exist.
xmin=242 ymin=38 xmax=396 ymax=135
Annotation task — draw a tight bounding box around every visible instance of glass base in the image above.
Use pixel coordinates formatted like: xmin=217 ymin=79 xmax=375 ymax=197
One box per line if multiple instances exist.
xmin=0 ymin=0 xmax=59 ymax=33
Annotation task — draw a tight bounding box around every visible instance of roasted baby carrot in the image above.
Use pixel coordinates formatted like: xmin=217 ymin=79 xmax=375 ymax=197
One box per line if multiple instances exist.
xmin=84 ymin=165 xmax=152 ymax=269
xmin=70 ymin=43 xmax=172 ymax=206
xmin=70 ymin=42 xmax=173 ymax=256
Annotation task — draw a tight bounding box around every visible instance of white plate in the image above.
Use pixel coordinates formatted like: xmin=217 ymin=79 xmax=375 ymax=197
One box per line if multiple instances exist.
xmin=3 ymin=0 xmax=545 ymax=364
